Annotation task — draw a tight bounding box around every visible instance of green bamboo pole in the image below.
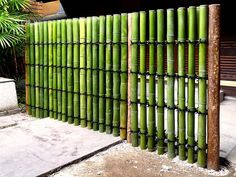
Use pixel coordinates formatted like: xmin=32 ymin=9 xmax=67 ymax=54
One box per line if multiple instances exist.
xmin=131 ymin=12 xmax=139 ymax=147
xmin=80 ymin=18 xmax=86 ymax=127
xmin=99 ymin=16 xmax=105 ymax=132
xmin=86 ymin=17 xmax=93 ymax=129
xmin=148 ymin=10 xmax=156 ymax=152
xmin=177 ymin=7 xmax=186 ymax=160
xmin=120 ymin=13 xmax=128 ymax=140
xmin=61 ymin=19 xmax=67 ymax=122
xmin=92 ymin=17 xmax=99 ymax=131
xmin=67 ymin=19 xmax=73 ymax=124
xmin=73 ymin=18 xmax=79 ymax=125
xmin=39 ymin=22 xmax=44 ymax=118
xmin=30 ymin=23 xmax=35 ymax=117
xmin=48 ymin=21 xmax=53 ymax=118
xmin=34 ymin=22 xmax=40 ymax=118
xmin=57 ymin=20 xmax=62 ymax=121
xmin=167 ymin=9 xmax=175 ymax=159
xmin=25 ymin=24 xmax=31 ymax=115
xmin=52 ymin=21 xmax=57 ymax=119
xmin=196 ymin=7 xmax=200 ymax=40
xmin=113 ymin=14 xmax=121 ymax=137
xmin=197 ymin=5 xmax=208 ymax=168
xmin=187 ymin=6 xmax=196 ymax=163
xmin=105 ymin=15 xmax=113 ymax=134
xmin=139 ymin=11 xmax=146 ymax=149
xmin=157 ymin=9 xmax=165 ymax=155
xmin=43 ymin=21 xmax=49 ymax=118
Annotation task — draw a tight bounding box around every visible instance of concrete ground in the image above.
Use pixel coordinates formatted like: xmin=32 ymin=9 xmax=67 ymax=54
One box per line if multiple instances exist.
xmin=50 ymin=96 xmax=236 ymax=177
xmin=220 ymin=96 xmax=236 ymax=164
xmin=0 ymin=96 xmax=235 ymax=177
xmin=0 ymin=114 xmax=120 ymax=177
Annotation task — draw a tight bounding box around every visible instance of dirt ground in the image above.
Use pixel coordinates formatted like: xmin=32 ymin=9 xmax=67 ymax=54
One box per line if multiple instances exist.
xmin=50 ymin=142 xmax=236 ymax=177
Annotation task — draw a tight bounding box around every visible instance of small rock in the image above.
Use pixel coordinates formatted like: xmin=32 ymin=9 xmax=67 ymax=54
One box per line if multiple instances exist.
xmin=133 ymin=166 xmax=138 ymax=169
xmin=160 ymin=165 xmax=172 ymax=172
xmin=97 ymin=170 xmax=103 ymax=175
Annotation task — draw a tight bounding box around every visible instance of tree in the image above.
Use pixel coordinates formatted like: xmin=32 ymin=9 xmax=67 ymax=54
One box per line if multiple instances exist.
xmin=0 ymin=0 xmax=31 ymax=77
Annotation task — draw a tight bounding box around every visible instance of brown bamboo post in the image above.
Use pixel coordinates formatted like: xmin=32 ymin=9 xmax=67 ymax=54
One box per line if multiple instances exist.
xmin=127 ymin=13 xmax=132 ymax=143
xmin=207 ymin=4 xmax=221 ymax=171
xmin=25 ymin=27 xmax=29 ymax=114
xmin=25 ymin=62 xmax=29 ymax=113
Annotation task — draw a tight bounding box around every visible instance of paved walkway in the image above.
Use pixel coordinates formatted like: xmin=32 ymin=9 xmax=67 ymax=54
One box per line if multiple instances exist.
xmin=0 ymin=114 xmax=120 ymax=177
xmin=220 ymin=96 xmax=236 ymax=164
xmin=0 ymin=96 xmax=235 ymax=177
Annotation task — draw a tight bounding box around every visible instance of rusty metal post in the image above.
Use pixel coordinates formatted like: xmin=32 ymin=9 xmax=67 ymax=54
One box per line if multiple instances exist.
xmin=207 ymin=4 xmax=221 ymax=171
xmin=127 ymin=13 xmax=132 ymax=143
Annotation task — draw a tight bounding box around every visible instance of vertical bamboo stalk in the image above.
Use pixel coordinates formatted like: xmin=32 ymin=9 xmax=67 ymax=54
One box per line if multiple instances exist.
xmin=34 ymin=22 xmax=40 ymax=118
xmin=92 ymin=17 xmax=99 ymax=131
xmin=177 ymin=7 xmax=186 ymax=160
xmin=207 ymin=4 xmax=220 ymax=171
xmin=127 ymin=14 xmax=132 ymax=143
xmin=30 ymin=23 xmax=36 ymax=117
xmin=187 ymin=6 xmax=196 ymax=163
xmin=197 ymin=7 xmax=200 ymax=39
xmin=52 ymin=21 xmax=57 ymax=119
xmin=48 ymin=21 xmax=53 ymax=118
xmin=99 ymin=16 xmax=106 ymax=132
xmin=139 ymin=11 xmax=146 ymax=149
xmin=157 ymin=9 xmax=165 ymax=155
xmin=61 ymin=19 xmax=67 ymax=122
xmin=105 ymin=15 xmax=113 ymax=134
xmin=67 ymin=19 xmax=73 ymax=124
xmin=25 ymin=24 xmax=31 ymax=115
xmin=73 ymin=18 xmax=79 ymax=125
xmin=148 ymin=10 xmax=156 ymax=152
xmin=57 ymin=20 xmax=62 ymax=121
xmin=120 ymin=13 xmax=128 ymax=140
xmin=80 ymin=18 xmax=86 ymax=127
xmin=113 ymin=14 xmax=121 ymax=137
xmin=39 ymin=22 xmax=44 ymax=118
xmin=167 ymin=9 xmax=175 ymax=159
xmin=131 ymin=12 xmax=139 ymax=147
xmin=86 ymin=17 xmax=93 ymax=129
xmin=43 ymin=21 xmax=49 ymax=118
xmin=197 ymin=5 xmax=208 ymax=168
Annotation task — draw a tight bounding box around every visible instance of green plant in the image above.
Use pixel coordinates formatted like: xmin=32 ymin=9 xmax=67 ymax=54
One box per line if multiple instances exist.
xmin=0 ymin=0 xmax=30 ymax=49
xmin=0 ymin=0 xmax=32 ymax=77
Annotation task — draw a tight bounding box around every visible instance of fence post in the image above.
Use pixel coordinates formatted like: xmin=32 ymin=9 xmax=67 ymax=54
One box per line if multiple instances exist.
xmin=127 ymin=13 xmax=132 ymax=143
xmin=207 ymin=4 xmax=220 ymax=171
xmin=25 ymin=24 xmax=30 ymax=114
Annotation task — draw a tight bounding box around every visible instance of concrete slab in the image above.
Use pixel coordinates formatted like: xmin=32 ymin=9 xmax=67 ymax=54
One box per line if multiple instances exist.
xmin=0 ymin=113 xmax=33 ymax=129
xmin=220 ymin=96 xmax=236 ymax=164
xmin=0 ymin=116 xmax=121 ymax=177
xmin=0 ymin=77 xmax=18 ymax=112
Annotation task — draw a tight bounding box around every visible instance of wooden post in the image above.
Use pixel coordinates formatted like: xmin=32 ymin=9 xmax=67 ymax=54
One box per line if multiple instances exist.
xmin=127 ymin=13 xmax=132 ymax=143
xmin=207 ymin=4 xmax=220 ymax=171
xmin=25 ymin=25 xmax=29 ymax=114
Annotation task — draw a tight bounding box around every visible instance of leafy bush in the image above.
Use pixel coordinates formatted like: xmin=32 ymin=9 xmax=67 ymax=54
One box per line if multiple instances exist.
xmin=0 ymin=0 xmax=30 ymax=49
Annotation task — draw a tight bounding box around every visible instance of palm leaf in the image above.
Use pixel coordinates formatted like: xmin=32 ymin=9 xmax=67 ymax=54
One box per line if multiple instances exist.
xmin=9 ymin=0 xmax=30 ymax=11
xmin=0 ymin=0 xmax=31 ymax=49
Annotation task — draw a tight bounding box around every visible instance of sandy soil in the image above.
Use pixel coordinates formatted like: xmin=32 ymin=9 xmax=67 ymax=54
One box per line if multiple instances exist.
xmin=50 ymin=142 xmax=236 ymax=177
